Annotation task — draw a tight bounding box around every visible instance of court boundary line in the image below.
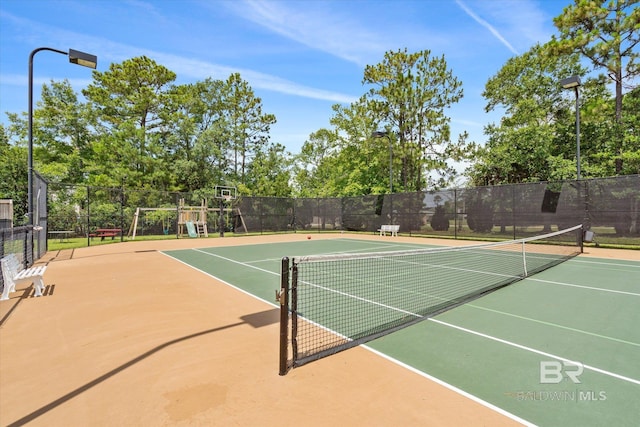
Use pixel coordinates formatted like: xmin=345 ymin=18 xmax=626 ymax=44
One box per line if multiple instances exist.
xmin=183 ymin=245 xmax=640 ymax=387
xmin=429 ymin=318 xmax=640 ymax=386
xmin=528 ymin=278 xmax=640 ymax=297
xmin=361 ymin=345 xmax=537 ymax=427
xmin=466 ymin=304 xmax=640 ymax=348
xmin=160 ymin=248 xmax=534 ymax=427
xmin=159 ymin=251 xmax=275 ymax=304
xmin=569 ymin=258 xmax=640 ymax=268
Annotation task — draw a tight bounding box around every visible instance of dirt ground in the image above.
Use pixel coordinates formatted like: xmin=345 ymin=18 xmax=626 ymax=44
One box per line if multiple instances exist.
xmin=1 ymin=234 xmax=636 ymax=426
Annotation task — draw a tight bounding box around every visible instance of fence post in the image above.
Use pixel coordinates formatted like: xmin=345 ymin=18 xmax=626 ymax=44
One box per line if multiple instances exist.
xmin=278 ymin=257 xmax=290 ymax=375
xmin=454 ymin=189 xmax=458 ymax=239
xmin=87 ymin=186 xmax=91 ymax=247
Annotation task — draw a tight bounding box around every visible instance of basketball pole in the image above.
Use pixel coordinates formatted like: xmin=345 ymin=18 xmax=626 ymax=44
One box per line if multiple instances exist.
xmin=219 ymin=197 xmax=224 ymax=237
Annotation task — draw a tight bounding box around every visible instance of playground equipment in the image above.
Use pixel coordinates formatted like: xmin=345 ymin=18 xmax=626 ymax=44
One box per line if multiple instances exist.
xmin=178 ymin=198 xmax=208 ymax=237
xmin=128 ymin=207 xmax=178 ymax=239
xmin=128 ymin=186 xmax=245 ymax=239
xmin=128 ymin=199 xmax=208 ymax=239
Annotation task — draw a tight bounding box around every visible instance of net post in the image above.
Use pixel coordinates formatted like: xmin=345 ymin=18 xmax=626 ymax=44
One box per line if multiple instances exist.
xmin=278 ymin=257 xmax=290 ymax=376
xmin=521 ymin=241 xmax=528 ymax=277
xmin=579 ymin=224 xmax=584 ymax=253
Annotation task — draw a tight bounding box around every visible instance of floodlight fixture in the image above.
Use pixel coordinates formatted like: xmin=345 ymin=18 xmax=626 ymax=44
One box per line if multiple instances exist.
xmin=560 ymin=75 xmax=581 ymax=89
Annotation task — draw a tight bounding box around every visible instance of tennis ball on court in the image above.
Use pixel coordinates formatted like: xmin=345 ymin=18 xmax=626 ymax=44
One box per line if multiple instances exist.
xmin=307 ymin=235 xmax=311 ymax=240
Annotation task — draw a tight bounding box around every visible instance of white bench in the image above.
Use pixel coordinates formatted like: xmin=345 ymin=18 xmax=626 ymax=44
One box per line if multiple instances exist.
xmin=378 ymin=224 xmax=399 ymax=236
xmin=1 ymin=254 xmax=47 ymax=300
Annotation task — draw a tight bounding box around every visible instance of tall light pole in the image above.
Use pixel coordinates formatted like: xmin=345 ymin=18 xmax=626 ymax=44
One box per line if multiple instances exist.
xmin=560 ymin=75 xmax=581 ymax=180
xmin=372 ymin=130 xmax=394 ymax=224
xmin=28 ymin=48 xmax=97 ymax=225
xmin=372 ymin=131 xmax=393 ymax=194
xmin=560 ymin=75 xmax=588 ymax=233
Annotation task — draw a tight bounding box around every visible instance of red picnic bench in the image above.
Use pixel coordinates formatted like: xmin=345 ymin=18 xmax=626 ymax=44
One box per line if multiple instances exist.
xmin=89 ymin=228 xmax=122 ymax=241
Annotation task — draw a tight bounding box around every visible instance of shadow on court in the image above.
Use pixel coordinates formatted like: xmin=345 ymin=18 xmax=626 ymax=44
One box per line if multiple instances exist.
xmin=6 ymin=308 xmax=279 ymax=427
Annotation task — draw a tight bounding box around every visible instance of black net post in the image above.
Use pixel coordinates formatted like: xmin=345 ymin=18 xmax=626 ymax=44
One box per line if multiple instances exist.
xmin=278 ymin=257 xmax=290 ymax=375
xmin=219 ymin=198 xmax=224 ymax=237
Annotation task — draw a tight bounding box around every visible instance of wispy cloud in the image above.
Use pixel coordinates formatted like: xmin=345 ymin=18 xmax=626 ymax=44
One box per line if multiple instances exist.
xmin=455 ymin=0 xmax=518 ymax=55
xmin=222 ymin=0 xmax=387 ymax=67
xmin=0 ymin=11 xmax=356 ymax=104
xmin=151 ymin=52 xmax=357 ymax=103
xmin=0 ymin=73 xmax=93 ymax=89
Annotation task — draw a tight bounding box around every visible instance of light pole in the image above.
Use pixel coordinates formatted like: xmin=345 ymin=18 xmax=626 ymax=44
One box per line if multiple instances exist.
xmin=560 ymin=75 xmax=581 ymax=180
xmin=372 ymin=131 xmax=393 ymax=194
xmin=28 ymin=48 xmax=97 ymax=226
xmin=372 ymin=130 xmax=394 ymax=224
xmin=560 ymin=75 xmax=589 ymax=234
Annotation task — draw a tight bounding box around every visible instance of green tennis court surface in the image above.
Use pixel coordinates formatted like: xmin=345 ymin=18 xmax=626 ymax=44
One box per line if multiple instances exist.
xmin=163 ymin=238 xmax=640 ymax=426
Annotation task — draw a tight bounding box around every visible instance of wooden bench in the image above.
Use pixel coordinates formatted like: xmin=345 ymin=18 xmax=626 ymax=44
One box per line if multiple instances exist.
xmin=1 ymin=254 xmax=47 ymax=300
xmin=378 ymin=224 xmax=399 ymax=236
xmin=90 ymin=228 xmax=122 ymax=241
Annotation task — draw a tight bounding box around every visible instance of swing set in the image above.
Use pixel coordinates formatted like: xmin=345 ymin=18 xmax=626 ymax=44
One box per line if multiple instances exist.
xmin=128 ymin=186 xmax=246 ymax=239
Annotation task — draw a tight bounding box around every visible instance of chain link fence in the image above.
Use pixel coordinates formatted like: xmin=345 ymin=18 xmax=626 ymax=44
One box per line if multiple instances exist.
xmin=40 ymin=175 xmax=640 ymax=243
xmin=2 ymin=174 xmax=639 ymax=294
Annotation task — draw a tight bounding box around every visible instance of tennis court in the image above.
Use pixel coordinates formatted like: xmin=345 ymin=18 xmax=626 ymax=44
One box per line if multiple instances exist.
xmin=163 ymin=233 xmax=640 ymax=426
xmin=1 ymin=233 xmax=638 ymax=426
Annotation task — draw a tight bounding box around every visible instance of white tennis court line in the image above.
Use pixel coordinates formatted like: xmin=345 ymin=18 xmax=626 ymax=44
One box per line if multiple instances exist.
xmin=569 ymin=258 xmax=640 ymax=268
xmin=167 ymin=245 xmax=636 ymax=425
xmin=528 ymin=278 xmax=640 ymax=297
xmin=191 ymin=248 xmax=279 ymax=275
xmin=244 ymin=243 xmax=422 ymax=265
xmin=466 ymin=304 xmax=640 ymax=348
xmin=361 ymin=345 xmax=537 ymax=427
xmin=187 ymin=247 xmax=640 ymax=376
xmin=162 ymin=249 xmax=537 ymax=427
xmin=160 ymin=251 xmax=278 ymax=302
xmin=428 ymin=318 xmax=640 ymax=386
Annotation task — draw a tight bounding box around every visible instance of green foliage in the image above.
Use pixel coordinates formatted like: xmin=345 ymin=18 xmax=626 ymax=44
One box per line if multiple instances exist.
xmin=549 ymin=0 xmax=639 ymax=173
xmin=0 ymin=125 xmax=28 ymax=223
xmin=430 ymin=205 xmax=450 ymax=231
xmin=0 ymin=55 xmax=293 ymax=225
xmin=293 ymin=49 xmax=472 ymax=198
xmin=466 ymin=189 xmax=495 ymax=233
xmin=362 ymin=48 xmax=468 ymax=191
xmin=469 ymin=33 xmax=640 ymax=186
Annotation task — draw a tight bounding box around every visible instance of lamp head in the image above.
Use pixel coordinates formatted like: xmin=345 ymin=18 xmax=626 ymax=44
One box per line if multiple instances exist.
xmin=68 ymin=49 xmax=98 ymax=69
xmin=560 ymin=75 xmax=581 ymax=89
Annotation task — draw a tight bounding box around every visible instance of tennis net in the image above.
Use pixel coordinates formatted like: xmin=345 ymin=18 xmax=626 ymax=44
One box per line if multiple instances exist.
xmin=278 ymin=224 xmax=583 ymax=375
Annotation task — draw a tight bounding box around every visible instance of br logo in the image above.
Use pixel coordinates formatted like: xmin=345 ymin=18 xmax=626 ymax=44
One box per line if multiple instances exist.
xmin=540 ymin=361 xmax=584 ymax=384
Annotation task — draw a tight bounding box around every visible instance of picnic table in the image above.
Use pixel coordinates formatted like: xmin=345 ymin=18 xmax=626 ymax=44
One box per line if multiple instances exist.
xmin=90 ymin=228 xmax=122 ymax=241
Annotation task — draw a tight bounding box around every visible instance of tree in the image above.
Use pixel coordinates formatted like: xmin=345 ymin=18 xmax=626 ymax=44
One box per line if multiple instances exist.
xmin=620 ymin=87 xmax=640 ymax=174
xmin=0 ymin=124 xmax=28 ymax=223
xmin=292 ymin=128 xmax=341 ymax=197
xmin=549 ymin=0 xmax=640 ymax=173
xmin=328 ymin=100 xmax=391 ymax=196
xmin=33 ymin=80 xmax=95 ymax=183
xmin=83 ymin=56 xmax=177 ymax=188
xmin=362 ymin=48 xmax=468 ymax=191
xmin=164 ymin=78 xmax=231 ymax=192
xmin=223 ymin=73 xmax=277 ymax=184
xmin=243 ymin=143 xmax=292 ymax=197
xmin=469 ymin=44 xmax=588 ymax=185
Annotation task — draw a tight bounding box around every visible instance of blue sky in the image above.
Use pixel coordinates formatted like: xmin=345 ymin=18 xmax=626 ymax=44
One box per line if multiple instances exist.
xmin=0 ymin=0 xmax=570 ymax=156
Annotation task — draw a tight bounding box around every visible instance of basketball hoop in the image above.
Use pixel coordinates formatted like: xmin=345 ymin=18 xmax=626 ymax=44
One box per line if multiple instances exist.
xmin=214 ymin=185 xmax=237 ymax=203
